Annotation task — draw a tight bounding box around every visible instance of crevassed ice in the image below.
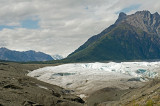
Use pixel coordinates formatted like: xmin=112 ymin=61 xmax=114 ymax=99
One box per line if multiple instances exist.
xmin=28 ymin=62 xmax=159 ymax=79
xmin=78 ymin=62 xmax=159 ymax=78
xmin=27 ymin=62 xmax=159 ymax=91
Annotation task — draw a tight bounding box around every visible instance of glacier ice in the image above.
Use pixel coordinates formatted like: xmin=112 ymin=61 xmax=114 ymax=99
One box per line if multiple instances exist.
xmin=27 ymin=62 xmax=159 ymax=94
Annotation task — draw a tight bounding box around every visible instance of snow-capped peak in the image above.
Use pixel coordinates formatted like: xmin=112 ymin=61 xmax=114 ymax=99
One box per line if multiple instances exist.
xmin=52 ymin=54 xmax=63 ymax=60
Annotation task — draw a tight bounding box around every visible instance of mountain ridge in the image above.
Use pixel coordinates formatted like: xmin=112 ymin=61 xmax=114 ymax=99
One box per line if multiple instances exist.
xmin=116 ymin=10 xmax=160 ymax=35
xmin=0 ymin=47 xmax=54 ymax=62
xmin=66 ymin=10 xmax=160 ymax=62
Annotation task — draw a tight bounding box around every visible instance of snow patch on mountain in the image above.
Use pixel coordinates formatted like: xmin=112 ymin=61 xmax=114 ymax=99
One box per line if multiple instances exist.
xmin=52 ymin=54 xmax=63 ymax=60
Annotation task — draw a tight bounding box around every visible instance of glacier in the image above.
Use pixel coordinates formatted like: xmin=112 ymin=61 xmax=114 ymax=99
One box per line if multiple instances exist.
xmin=27 ymin=62 xmax=159 ymax=95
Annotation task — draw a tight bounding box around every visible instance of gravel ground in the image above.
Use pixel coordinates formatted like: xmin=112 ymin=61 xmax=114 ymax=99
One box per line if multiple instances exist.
xmin=0 ymin=62 xmax=84 ymax=106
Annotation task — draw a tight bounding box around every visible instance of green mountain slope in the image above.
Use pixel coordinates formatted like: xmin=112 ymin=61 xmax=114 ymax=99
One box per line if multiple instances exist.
xmin=66 ymin=22 xmax=160 ymax=62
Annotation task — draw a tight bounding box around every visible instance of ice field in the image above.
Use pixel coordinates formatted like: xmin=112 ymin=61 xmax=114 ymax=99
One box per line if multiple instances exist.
xmin=28 ymin=62 xmax=160 ymax=94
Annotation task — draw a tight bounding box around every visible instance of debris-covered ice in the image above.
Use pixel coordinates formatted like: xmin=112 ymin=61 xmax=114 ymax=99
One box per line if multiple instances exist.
xmin=27 ymin=62 xmax=159 ymax=94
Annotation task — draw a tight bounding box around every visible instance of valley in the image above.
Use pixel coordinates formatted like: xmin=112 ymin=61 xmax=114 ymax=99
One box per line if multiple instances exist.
xmin=0 ymin=62 xmax=160 ymax=106
xmin=1 ymin=10 xmax=160 ymax=106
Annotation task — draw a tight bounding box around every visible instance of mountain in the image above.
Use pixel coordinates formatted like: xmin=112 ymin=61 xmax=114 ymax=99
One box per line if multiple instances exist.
xmin=67 ymin=10 xmax=160 ymax=62
xmin=52 ymin=54 xmax=63 ymax=60
xmin=0 ymin=47 xmax=53 ymax=62
xmin=115 ymin=11 xmax=160 ymax=35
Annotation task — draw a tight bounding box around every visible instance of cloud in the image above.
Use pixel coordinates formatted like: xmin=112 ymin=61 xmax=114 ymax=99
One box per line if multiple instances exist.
xmin=116 ymin=4 xmax=141 ymax=14
xmin=0 ymin=0 xmax=159 ymax=57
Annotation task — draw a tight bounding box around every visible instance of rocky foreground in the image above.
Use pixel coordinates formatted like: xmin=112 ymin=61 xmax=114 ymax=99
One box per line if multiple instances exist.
xmin=0 ymin=62 xmax=160 ymax=106
xmin=0 ymin=62 xmax=84 ymax=106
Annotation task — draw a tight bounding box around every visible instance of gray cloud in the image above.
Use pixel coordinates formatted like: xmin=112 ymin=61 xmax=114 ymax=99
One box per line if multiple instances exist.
xmin=0 ymin=0 xmax=159 ymax=57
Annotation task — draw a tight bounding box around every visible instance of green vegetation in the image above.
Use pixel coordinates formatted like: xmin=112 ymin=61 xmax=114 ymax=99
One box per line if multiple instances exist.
xmin=146 ymin=100 xmax=154 ymax=106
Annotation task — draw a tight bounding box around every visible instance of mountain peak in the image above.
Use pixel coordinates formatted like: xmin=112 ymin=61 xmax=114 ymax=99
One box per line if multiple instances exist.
xmin=135 ymin=10 xmax=151 ymax=14
xmin=153 ymin=12 xmax=160 ymax=17
xmin=52 ymin=54 xmax=63 ymax=60
xmin=0 ymin=47 xmax=8 ymax=50
xmin=115 ymin=12 xmax=127 ymax=24
xmin=0 ymin=47 xmax=9 ymax=51
xmin=115 ymin=10 xmax=160 ymax=35
xmin=119 ymin=12 xmax=127 ymax=17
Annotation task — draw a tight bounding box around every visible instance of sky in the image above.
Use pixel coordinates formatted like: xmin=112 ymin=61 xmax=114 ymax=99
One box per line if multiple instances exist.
xmin=0 ymin=0 xmax=160 ymax=57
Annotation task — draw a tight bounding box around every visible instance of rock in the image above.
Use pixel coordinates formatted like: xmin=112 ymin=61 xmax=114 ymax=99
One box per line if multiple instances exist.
xmin=51 ymin=89 xmax=61 ymax=97
xmin=63 ymin=97 xmax=85 ymax=104
xmin=3 ymin=84 xmax=22 ymax=89
xmin=71 ymin=97 xmax=85 ymax=104
xmin=56 ymin=100 xmax=64 ymax=104
xmin=23 ymin=101 xmax=36 ymax=106
xmin=0 ymin=63 xmax=8 ymax=65
xmin=61 ymin=89 xmax=74 ymax=94
xmin=22 ymin=101 xmax=43 ymax=106
xmin=128 ymin=78 xmax=141 ymax=81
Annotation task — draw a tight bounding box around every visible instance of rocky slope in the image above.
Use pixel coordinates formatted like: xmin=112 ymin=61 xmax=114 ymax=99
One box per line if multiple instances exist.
xmin=0 ymin=62 xmax=84 ymax=106
xmin=67 ymin=11 xmax=160 ymax=62
xmin=0 ymin=47 xmax=53 ymax=62
xmin=115 ymin=11 xmax=160 ymax=35
xmin=87 ymin=78 xmax=160 ymax=106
